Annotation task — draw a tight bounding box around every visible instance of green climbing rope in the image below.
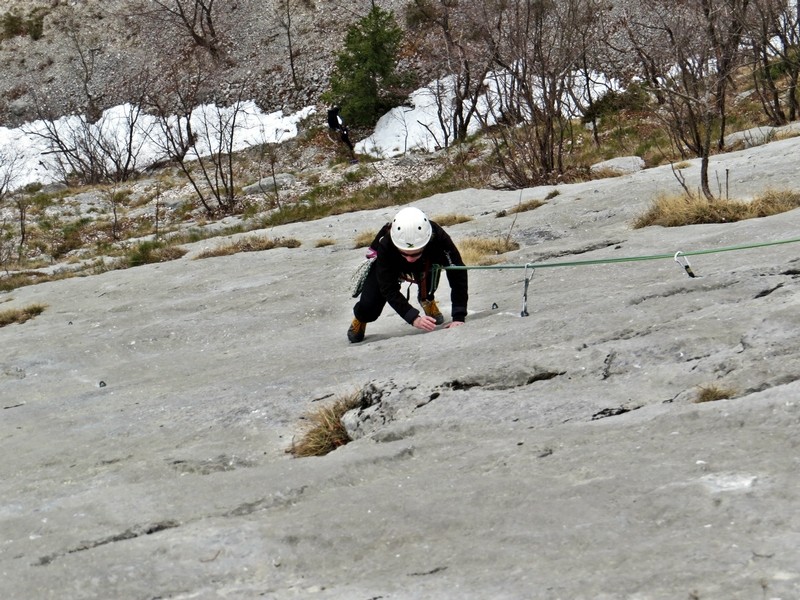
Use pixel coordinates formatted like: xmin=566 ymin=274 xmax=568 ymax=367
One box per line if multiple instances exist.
xmin=438 ymin=236 xmax=800 ymax=272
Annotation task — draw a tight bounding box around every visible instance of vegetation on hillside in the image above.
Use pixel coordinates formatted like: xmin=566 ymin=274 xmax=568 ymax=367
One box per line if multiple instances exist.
xmin=1 ymin=0 xmax=800 ymax=292
xmin=323 ymin=5 xmax=409 ymax=127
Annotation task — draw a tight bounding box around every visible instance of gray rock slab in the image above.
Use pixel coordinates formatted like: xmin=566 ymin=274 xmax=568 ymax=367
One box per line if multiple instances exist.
xmin=242 ymin=173 xmax=297 ymax=195
xmin=590 ymin=155 xmax=645 ymax=174
xmin=724 ymin=125 xmax=776 ymax=148
xmin=2 ymin=135 xmax=800 ymax=599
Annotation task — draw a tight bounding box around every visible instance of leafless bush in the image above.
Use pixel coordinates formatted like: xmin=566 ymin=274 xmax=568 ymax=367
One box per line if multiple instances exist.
xmin=477 ymin=0 xmax=602 ymax=187
xmin=24 ymin=103 xmax=152 ymax=185
xmin=0 ymin=147 xmax=21 ymax=199
xmin=142 ymin=53 xmax=253 ymax=215
xmin=0 ymin=149 xmax=26 ymax=264
xmin=614 ymin=0 xmax=751 ymax=200
xmin=747 ymin=0 xmax=800 ymax=124
xmin=22 ymin=21 xmax=157 ymax=186
xmin=129 ymin=0 xmax=231 ymax=61
xmin=274 ymin=0 xmax=315 ymax=91
xmin=409 ymin=0 xmax=491 ymax=148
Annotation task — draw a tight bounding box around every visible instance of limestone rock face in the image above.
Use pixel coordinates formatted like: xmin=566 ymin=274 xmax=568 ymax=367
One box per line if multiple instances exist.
xmin=591 ymin=155 xmax=646 ymax=174
xmin=2 ymin=134 xmax=800 ymax=599
xmin=242 ymin=173 xmax=297 ymax=195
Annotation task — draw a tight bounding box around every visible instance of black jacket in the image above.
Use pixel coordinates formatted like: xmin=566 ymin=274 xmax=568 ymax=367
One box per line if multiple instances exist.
xmin=372 ymin=221 xmax=468 ymax=324
xmin=327 ymin=108 xmax=343 ymax=131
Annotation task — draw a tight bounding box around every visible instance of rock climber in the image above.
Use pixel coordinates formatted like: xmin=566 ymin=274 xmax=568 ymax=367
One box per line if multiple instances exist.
xmin=347 ymin=206 xmax=468 ymax=343
xmin=327 ymin=105 xmax=356 ymax=160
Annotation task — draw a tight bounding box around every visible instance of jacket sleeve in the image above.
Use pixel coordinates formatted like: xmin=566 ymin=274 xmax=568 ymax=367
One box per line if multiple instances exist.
xmin=374 ymin=249 xmax=420 ymax=324
xmin=434 ymin=225 xmax=469 ymax=322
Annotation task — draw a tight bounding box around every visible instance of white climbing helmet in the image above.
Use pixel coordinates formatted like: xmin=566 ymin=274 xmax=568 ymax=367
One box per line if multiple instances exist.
xmin=390 ymin=207 xmax=432 ymax=252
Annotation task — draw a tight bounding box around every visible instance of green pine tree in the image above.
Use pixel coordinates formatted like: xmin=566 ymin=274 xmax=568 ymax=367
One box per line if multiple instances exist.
xmin=324 ymin=6 xmax=406 ymax=127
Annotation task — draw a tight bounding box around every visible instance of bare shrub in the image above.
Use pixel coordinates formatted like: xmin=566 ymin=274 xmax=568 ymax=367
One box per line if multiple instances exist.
xmin=479 ymin=0 xmax=603 ymax=187
xmin=408 ymin=0 xmax=491 ymax=147
xmin=131 ymin=0 xmax=230 ymax=61
xmin=747 ymin=0 xmax=800 ymax=124
xmin=617 ymin=0 xmax=751 ymax=200
xmin=144 ymin=58 xmax=255 ymax=216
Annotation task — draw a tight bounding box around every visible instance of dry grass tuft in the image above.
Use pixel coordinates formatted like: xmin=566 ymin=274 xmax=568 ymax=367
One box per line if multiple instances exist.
xmin=495 ymin=198 xmax=548 ymax=219
xmin=0 ymin=271 xmax=62 ymax=292
xmin=125 ymin=241 xmax=188 ymax=267
xmin=353 ymin=230 xmax=377 ymax=249
xmin=748 ymin=188 xmax=800 ymax=216
xmin=315 ymin=238 xmax=335 ymax=248
xmin=288 ymin=391 xmax=362 ymax=457
xmin=459 ymin=236 xmax=520 ymax=265
xmin=432 ymin=213 xmax=473 ymax=226
xmin=589 ymin=167 xmax=625 ymax=180
xmin=195 ymin=235 xmax=301 ymax=259
xmin=633 ymin=188 xmax=800 ymax=229
xmin=0 ymin=303 xmax=47 ymax=328
xmin=694 ymin=384 xmax=736 ymax=403
xmin=509 ymin=198 xmax=545 ymax=215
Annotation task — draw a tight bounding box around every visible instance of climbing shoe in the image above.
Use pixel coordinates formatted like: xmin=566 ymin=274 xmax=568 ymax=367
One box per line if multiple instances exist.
xmin=420 ymin=299 xmax=444 ymax=325
xmin=347 ymin=318 xmax=367 ymax=343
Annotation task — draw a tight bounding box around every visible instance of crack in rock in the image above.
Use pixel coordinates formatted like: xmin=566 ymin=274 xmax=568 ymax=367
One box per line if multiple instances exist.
xmin=754 ymin=282 xmax=784 ymax=298
xmin=628 ymin=281 xmax=737 ymax=306
xmin=443 ymin=367 xmax=565 ymax=391
xmin=534 ymin=239 xmax=625 ymax=262
xmin=591 ymin=405 xmax=642 ymax=421
xmin=602 ymin=351 xmax=617 ymax=380
xmin=408 ymin=566 xmax=447 ymax=577
xmin=225 ymin=486 xmax=308 ymax=517
xmin=168 ymin=454 xmax=255 ymax=475
xmin=35 ymin=520 xmax=180 ymax=567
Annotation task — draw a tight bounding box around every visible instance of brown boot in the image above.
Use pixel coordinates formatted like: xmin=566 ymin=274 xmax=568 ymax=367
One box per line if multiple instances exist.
xmin=347 ymin=318 xmax=366 ymax=343
xmin=420 ymin=299 xmax=444 ymax=325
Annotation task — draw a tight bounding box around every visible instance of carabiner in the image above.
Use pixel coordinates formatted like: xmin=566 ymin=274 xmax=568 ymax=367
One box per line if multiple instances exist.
xmin=521 ymin=264 xmax=534 ymax=317
xmin=674 ymin=251 xmax=697 ymax=278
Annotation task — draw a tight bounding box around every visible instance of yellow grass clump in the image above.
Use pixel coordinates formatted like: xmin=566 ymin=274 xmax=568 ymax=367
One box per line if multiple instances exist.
xmin=431 ymin=213 xmax=473 ymax=226
xmin=288 ymin=392 xmax=362 ymax=457
xmin=458 ymin=236 xmax=520 ymax=266
xmin=509 ymin=198 xmax=545 ymax=214
xmin=694 ymin=384 xmax=736 ymax=403
xmin=353 ymin=230 xmax=377 ymax=249
xmin=194 ymin=235 xmax=301 ymax=259
xmin=633 ymin=188 xmax=800 ymax=228
xmin=0 ymin=303 xmax=47 ymax=328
